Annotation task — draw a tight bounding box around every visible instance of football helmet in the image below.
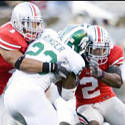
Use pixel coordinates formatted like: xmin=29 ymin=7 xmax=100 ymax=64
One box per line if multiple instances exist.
xmin=11 ymin=2 xmax=44 ymax=41
xmin=85 ymin=25 xmax=113 ymax=65
xmin=59 ymin=24 xmax=91 ymax=54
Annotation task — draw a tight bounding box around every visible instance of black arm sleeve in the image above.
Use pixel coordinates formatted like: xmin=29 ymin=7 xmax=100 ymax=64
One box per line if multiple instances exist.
xmin=107 ymin=65 xmax=121 ymax=75
xmin=107 ymin=65 xmax=123 ymax=84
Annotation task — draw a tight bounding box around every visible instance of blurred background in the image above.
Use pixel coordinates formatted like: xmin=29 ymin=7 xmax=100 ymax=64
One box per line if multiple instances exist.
xmin=0 ymin=0 xmax=125 ymax=101
xmin=1 ymin=1 xmax=125 ymax=44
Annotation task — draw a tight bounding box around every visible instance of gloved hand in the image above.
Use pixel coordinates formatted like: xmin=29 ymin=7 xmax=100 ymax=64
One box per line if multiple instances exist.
xmin=89 ymin=59 xmax=104 ymax=79
xmin=42 ymin=62 xmax=70 ymax=79
xmin=53 ymin=61 xmax=70 ymax=79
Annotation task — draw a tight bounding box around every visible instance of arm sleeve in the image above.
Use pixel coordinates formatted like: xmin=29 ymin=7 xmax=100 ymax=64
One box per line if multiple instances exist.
xmin=107 ymin=65 xmax=123 ymax=84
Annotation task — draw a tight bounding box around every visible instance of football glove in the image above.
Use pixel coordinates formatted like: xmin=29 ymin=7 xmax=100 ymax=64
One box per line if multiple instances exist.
xmin=42 ymin=62 xmax=70 ymax=79
xmin=89 ymin=59 xmax=104 ymax=79
xmin=54 ymin=61 xmax=70 ymax=79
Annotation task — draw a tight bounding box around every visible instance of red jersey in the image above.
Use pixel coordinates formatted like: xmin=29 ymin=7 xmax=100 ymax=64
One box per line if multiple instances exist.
xmin=0 ymin=22 xmax=28 ymax=95
xmin=75 ymin=45 xmax=124 ymax=108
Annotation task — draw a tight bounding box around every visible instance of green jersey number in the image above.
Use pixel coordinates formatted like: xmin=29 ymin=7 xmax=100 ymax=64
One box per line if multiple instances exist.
xmin=26 ymin=42 xmax=57 ymax=75
xmin=26 ymin=42 xmax=57 ymax=63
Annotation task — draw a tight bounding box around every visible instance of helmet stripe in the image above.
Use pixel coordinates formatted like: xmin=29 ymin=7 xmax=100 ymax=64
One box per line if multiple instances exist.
xmin=31 ymin=4 xmax=37 ymax=16
xmin=29 ymin=3 xmax=37 ymax=17
xmin=97 ymin=26 xmax=101 ymax=43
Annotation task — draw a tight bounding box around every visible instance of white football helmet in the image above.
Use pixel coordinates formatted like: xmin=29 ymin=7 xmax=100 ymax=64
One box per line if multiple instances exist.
xmin=85 ymin=25 xmax=113 ymax=65
xmin=11 ymin=2 xmax=44 ymax=41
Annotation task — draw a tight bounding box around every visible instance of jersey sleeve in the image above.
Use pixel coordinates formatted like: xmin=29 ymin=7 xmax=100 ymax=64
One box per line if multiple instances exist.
xmin=0 ymin=33 xmax=21 ymax=50
xmin=0 ymin=23 xmax=28 ymax=52
xmin=108 ymin=45 xmax=124 ymax=66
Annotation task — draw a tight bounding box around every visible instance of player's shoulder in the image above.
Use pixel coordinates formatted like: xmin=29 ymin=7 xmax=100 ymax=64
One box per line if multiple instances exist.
xmin=0 ymin=22 xmax=27 ymax=50
xmin=110 ymin=45 xmax=124 ymax=57
xmin=112 ymin=45 xmax=123 ymax=51
xmin=0 ymin=22 xmax=17 ymax=37
xmin=108 ymin=45 xmax=124 ymax=65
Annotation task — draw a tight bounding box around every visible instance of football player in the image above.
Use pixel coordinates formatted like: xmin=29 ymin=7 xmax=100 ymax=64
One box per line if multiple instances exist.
xmin=0 ymin=2 xmax=69 ymax=124
xmin=48 ymin=24 xmax=125 ymax=125
xmin=4 ymin=28 xmax=85 ymax=125
xmin=47 ymin=24 xmax=90 ymax=125
xmin=76 ymin=25 xmax=125 ymax=125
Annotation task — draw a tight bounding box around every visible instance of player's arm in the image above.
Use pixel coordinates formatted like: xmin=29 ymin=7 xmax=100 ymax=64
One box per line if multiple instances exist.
xmin=0 ymin=48 xmax=44 ymax=72
xmin=89 ymin=59 xmax=123 ymax=88
xmin=0 ymin=48 xmax=69 ymax=78
xmin=100 ymin=65 xmax=123 ymax=88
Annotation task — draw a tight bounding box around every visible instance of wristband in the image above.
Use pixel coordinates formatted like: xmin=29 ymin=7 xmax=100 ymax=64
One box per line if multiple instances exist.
xmin=15 ymin=56 xmax=25 ymax=69
xmin=42 ymin=62 xmax=56 ymax=73
xmin=42 ymin=62 xmax=50 ymax=73
xmin=51 ymin=63 xmax=57 ymax=72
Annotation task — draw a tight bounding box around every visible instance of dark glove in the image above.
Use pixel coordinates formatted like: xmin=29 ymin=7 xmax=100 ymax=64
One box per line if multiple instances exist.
xmin=89 ymin=59 xmax=104 ymax=79
xmin=53 ymin=62 xmax=70 ymax=79
xmin=42 ymin=62 xmax=70 ymax=79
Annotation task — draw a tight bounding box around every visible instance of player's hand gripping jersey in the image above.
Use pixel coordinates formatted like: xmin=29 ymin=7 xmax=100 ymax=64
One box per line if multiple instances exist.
xmin=75 ymin=45 xmax=124 ymax=108
xmin=0 ymin=22 xmax=28 ymax=94
xmin=9 ymin=29 xmax=85 ymax=91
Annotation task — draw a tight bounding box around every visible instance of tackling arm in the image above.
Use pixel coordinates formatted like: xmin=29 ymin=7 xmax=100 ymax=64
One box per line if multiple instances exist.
xmin=101 ymin=65 xmax=123 ymax=88
xmin=89 ymin=59 xmax=123 ymax=88
xmin=0 ymin=48 xmax=43 ymax=73
xmin=0 ymin=48 xmax=69 ymax=78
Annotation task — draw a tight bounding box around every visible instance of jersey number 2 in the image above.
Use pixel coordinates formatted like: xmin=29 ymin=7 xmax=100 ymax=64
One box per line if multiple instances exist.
xmin=80 ymin=77 xmax=101 ymax=99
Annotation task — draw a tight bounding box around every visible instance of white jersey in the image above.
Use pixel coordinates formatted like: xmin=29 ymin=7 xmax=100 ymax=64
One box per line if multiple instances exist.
xmin=9 ymin=29 xmax=85 ymax=91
